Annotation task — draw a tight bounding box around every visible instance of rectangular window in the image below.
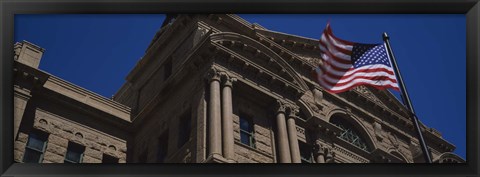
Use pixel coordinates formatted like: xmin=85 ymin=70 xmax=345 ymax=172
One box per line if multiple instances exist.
xmin=157 ymin=131 xmax=169 ymax=163
xmin=23 ymin=130 xmax=48 ymax=163
xmin=240 ymin=114 xmax=255 ymax=148
xmin=299 ymin=141 xmax=313 ymax=163
xmin=102 ymin=154 xmax=119 ymax=163
xmin=177 ymin=110 xmax=191 ymax=148
xmin=64 ymin=142 xmax=85 ymax=163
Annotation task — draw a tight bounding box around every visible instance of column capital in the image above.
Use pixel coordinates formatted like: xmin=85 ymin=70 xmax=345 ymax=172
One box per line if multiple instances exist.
xmin=220 ymin=72 xmax=237 ymax=87
xmin=287 ymin=106 xmax=299 ymax=118
xmin=314 ymin=141 xmax=326 ymax=156
xmin=276 ymin=100 xmax=287 ymax=114
xmin=207 ymin=67 xmax=221 ymax=82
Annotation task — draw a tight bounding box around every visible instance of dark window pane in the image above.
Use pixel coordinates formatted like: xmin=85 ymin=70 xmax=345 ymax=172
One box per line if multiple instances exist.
xmin=65 ymin=142 xmax=84 ymax=163
xmin=239 ymin=114 xmax=255 ymax=148
xmin=26 ymin=135 xmax=45 ymax=151
xmin=240 ymin=117 xmax=251 ymax=132
xmin=23 ymin=130 xmax=48 ymax=163
xmin=240 ymin=132 xmax=250 ymax=146
xmin=102 ymin=154 xmax=119 ymax=163
xmin=23 ymin=149 xmax=43 ymax=163
xmin=299 ymin=142 xmax=312 ymax=163
xmin=66 ymin=150 xmax=82 ymax=162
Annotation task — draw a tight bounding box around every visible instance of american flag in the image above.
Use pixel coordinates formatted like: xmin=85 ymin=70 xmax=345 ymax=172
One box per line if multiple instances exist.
xmin=314 ymin=23 xmax=400 ymax=93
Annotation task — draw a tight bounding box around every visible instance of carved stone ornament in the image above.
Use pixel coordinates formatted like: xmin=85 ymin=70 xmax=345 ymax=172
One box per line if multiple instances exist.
xmin=288 ymin=106 xmax=299 ymax=118
xmin=276 ymin=100 xmax=287 ymax=113
xmin=220 ymin=72 xmax=237 ymax=87
xmin=373 ymin=121 xmax=384 ymax=141
xmin=352 ymin=86 xmax=382 ymax=104
xmin=313 ymin=88 xmax=323 ymax=105
xmin=207 ymin=67 xmax=221 ymax=82
xmin=387 ymin=132 xmax=400 ymax=149
xmin=314 ymin=141 xmax=326 ymax=155
xmin=324 ymin=147 xmax=335 ymax=163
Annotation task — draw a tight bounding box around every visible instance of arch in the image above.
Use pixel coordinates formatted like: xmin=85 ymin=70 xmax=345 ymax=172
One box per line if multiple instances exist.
xmin=210 ymin=32 xmax=309 ymax=92
xmin=326 ymin=109 xmax=378 ymax=151
xmin=433 ymin=152 xmax=465 ymax=163
xmin=389 ymin=150 xmax=411 ymax=163
xmin=297 ymin=99 xmax=315 ymax=120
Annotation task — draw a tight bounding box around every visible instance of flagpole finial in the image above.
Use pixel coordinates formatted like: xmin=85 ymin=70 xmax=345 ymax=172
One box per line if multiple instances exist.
xmin=382 ymin=32 xmax=389 ymax=41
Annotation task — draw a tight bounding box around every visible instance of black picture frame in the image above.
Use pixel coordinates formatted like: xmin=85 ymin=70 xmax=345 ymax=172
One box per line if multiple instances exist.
xmin=1 ymin=0 xmax=478 ymax=176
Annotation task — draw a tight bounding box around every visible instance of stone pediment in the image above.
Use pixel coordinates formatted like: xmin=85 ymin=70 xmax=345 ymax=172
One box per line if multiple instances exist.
xmin=210 ymin=32 xmax=309 ymax=95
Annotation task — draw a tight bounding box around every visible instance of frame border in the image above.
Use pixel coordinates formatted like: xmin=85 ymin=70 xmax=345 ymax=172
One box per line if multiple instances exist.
xmin=1 ymin=0 xmax=478 ymax=176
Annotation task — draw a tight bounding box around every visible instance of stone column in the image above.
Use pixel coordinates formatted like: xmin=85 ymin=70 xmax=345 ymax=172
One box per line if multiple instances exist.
xmin=314 ymin=141 xmax=325 ymax=163
xmin=207 ymin=69 xmax=222 ymax=157
xmin=287 ymin=107 xmax=301 ymax=163
xmin=275 ymin=101 xmax=291 ymax=163
xmin=221 ymin=74 xmax=235 ymax=161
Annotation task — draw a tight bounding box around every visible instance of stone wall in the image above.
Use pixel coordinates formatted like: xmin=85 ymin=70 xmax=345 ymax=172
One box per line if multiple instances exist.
xmin=14 ymin=107 xmax=127 ymax=163
xmin=132 ymin=66 xmax=204 ymax=163
xmin=232 ymin=95 xmax=275 ymax=163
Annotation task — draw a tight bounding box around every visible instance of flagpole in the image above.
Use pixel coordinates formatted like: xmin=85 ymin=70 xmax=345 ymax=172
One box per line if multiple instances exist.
xmin=382 ymin=32 xmax=433 ymax=163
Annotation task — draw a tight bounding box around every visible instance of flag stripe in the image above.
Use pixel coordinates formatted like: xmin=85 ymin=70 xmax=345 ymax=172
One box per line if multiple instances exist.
xmin=321 ymin=64 xmax=395 ymax=79
xmin=317 ymin=74 xmax=399 ymax=92
xmin=314 ymin=23 xmax=400 ymax=93
xmin=323 ymin=71 xmax=398 ymax=85
xmin=318 ymin=43 xmax=351 ymax=64
xmin=320 ymin=31 xmax=353 ymax=56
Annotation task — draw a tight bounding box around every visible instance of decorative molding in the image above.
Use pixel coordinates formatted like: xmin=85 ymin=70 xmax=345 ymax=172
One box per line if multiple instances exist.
xmin=332 ymin=145 xmax=369 ymax=163
xmin=287 ymin=105 xmax=299 ymax=118
xmin=206 ymin=67 xmax=221 ymax=82
xmin=373 ymin=121 xmax=384 ymax=142
xmin=296 ymin=126 xmax=306 ymax=141
xmin=387 ymin=132 xmax=400 ymax=149
xmin=276 ymin=100 xmax=287 ymax=114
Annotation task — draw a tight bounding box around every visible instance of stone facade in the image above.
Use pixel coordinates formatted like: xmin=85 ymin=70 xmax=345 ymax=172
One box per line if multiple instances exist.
xmin=13 ymin=14 xmax=464 ymax=164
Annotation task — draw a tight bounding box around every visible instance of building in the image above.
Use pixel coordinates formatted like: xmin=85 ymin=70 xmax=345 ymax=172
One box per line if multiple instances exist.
xmin=13 ymin=14 xmax=465 ymax=163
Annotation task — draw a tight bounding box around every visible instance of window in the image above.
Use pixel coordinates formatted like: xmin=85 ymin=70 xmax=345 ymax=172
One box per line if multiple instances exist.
xmin=177 ymin=111 xmax=191 ymax=148
xmin=64 ymin=142 xmax=85 ymax=163
xmin=239 ymin=114 xmax=255 ymax=148
xmin=157 ymin=131 xmax=169 ymax=163
xmin=102 ymin=154 xmax=118 ymax=163
xmin=330 ymin=117 xmax=371 ymax=152
xmin=299 ymin=141 xmax=313 ymax=163
xmin=23 ymin=130 xmax=48 ymax=163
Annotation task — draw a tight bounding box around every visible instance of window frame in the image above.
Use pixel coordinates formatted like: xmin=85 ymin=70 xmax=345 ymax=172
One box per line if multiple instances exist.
xmin=299 ymin=141 xmax=314 ymax=163
xmin=330 ymin=117 xmax=371 ymax=152
xmin=64 ymin=142 xmax=85 ymax=163
xmin=239 ymin=114 xmax=255 ymax=148
xmin=22 ymin=131 xmax=49 ymax=163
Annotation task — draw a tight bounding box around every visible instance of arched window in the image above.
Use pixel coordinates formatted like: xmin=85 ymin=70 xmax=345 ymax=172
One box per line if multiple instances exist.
xmin=330 ymin=115 xmax=371 ymax=152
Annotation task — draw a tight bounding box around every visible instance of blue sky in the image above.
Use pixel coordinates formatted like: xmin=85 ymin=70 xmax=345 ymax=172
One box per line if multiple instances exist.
xmin=14 ymin=14 xmax=466 ymax=160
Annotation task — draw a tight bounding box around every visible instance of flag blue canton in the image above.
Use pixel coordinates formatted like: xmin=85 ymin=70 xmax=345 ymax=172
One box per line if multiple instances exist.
xmin=351 ymin=44 xmax=391 ymax=68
